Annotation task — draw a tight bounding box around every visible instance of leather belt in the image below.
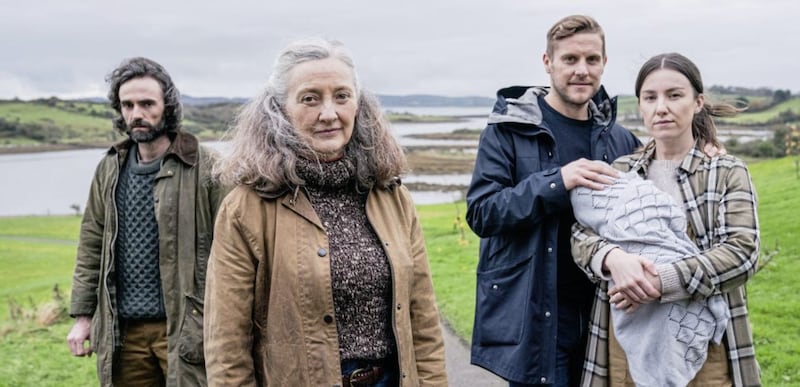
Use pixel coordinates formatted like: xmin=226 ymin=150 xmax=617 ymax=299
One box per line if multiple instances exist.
xmin=342 ymin=365 xmax=384 ymax=386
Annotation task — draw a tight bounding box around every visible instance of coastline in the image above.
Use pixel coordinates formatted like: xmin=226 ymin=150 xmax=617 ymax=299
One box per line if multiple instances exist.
xmin=0 ymin=135 xmax=478 ymax=218
xmin=0 ymin=143 xmax=108 ymax=155
xmin=2 ymin=141 xmax=477 ymax=188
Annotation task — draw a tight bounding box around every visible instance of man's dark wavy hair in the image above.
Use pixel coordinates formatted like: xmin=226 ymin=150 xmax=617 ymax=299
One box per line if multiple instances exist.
xmin=106 ymin=57 xmax=183 ymax=135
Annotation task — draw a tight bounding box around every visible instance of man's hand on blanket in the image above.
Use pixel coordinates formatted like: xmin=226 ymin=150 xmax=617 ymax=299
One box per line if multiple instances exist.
xmin=604 ymin=248 xmax=662 ymax=313
xmin=561 ymin=158 xmax=619 ymax=191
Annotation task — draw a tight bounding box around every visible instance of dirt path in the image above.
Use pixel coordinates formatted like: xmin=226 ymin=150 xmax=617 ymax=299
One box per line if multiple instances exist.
xmin=442 ymin=321 xmax=506 ymax=386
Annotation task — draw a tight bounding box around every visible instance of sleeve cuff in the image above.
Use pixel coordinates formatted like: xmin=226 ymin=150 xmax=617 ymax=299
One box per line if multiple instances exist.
xmin=657 ymin=264 xmax=690 ymax=302
xmin=69 ymin=301 xmax=97 ymax=317
xmin=591 ymin=244 xmax=619 ymax=281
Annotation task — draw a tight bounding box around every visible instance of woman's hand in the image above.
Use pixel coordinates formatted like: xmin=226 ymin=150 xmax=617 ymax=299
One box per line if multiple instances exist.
xmin=603 ymin=248 xmax=662 ymax=313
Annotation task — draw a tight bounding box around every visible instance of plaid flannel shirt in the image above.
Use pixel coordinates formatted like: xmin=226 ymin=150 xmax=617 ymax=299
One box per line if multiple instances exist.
xmin=571 ymin=142 xmax=761 ymax=387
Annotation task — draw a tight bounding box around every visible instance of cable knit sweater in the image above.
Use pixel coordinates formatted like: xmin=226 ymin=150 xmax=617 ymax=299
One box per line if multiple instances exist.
xmin=296 ymin=156 xmax=394 ymax=361
xmin=571 ymin=171 xmax=729 ymax=387
xmin=115 ymin=147 xmax=166 ymax=319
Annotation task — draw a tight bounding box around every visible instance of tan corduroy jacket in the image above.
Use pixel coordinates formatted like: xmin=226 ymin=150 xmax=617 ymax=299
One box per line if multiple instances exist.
xmin=203 ymin=184 xmax=447 ymax=386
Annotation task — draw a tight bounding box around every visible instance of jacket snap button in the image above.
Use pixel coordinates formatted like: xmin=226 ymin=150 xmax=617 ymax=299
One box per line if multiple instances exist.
xmin=323 ymin=315 xmax=333 ymax=324
xmin=548 ymin=151 xmax=553 ymax=158
xmin=491 ymin=284 xmax=498 ymax=290
xmin=541 ymin=377 xmax=547 ymax=383
xmin=549 ymin=182 xmax=556 ymax=189
xmin=317 ymin=248 xmax=327 ymax=257
xmin=545 ymin=311 xmax=551 ymax=318
xmin=547 ymin=247 xmax=553 ymax=253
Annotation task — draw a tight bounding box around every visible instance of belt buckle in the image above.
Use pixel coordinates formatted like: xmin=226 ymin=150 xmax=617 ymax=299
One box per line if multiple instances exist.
xmin=348 ymin=367 xmax=368 ymax=387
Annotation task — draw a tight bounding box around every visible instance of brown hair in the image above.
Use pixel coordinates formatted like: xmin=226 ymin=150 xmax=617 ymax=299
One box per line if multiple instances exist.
xmin=546 ymin=15 xmax=605 ymax=57
xmin=635 ymin=52 xmax=744 ymax=149
xmin=106 ymin=57 xmax=182 ymax=135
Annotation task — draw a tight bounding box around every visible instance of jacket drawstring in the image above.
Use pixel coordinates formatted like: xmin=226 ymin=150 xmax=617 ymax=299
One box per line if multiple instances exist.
xmin=289 ymin=186 xmax=300 ymax=205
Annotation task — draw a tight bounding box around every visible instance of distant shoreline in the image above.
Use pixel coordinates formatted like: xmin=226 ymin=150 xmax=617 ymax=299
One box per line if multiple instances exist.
xmin=1 ymin=140 xmax=478 ymax=177
xmin=0 ymin=143 xmax=107 ymax=155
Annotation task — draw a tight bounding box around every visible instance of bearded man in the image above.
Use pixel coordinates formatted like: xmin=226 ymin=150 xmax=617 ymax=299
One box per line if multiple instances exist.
xmin=67 ymin=57 xmax=227 ymax=387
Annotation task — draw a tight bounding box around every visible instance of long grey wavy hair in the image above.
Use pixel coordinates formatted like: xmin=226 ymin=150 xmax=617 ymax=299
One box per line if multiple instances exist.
xmin=214 ymin=37 xmax=408 ymax=194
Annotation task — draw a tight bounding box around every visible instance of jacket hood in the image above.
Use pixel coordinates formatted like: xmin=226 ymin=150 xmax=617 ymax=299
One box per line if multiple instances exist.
xmin=487 ymin=85 xmax=618 ymax=131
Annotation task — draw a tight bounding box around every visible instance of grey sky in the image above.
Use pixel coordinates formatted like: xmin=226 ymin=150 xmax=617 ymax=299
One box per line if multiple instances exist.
xmin=2 ymin=0 xmax=797 ymax=100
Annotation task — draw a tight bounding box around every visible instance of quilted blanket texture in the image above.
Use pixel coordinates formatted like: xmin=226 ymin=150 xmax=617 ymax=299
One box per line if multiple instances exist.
xmin=571 ymin=171 xmax=729 ymax=386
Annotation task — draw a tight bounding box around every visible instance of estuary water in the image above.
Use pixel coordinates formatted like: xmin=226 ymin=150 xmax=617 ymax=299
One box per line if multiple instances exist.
xmin=0 ymin=106 xmax=487 ymax=216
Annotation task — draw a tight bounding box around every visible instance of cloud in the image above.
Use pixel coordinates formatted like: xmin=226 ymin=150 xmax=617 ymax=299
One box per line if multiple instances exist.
xmin=1 ymin=0 xmax=798 ymax=99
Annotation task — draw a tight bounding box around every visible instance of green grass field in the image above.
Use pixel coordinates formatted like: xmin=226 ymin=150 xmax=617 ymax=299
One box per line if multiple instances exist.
xmin=743 ymin=157 xmax=800 ymax=383
xmin=1 ymin=157 xmax=798 ymax=385
xmin=0 ymin=215 xmax=96 ymax=386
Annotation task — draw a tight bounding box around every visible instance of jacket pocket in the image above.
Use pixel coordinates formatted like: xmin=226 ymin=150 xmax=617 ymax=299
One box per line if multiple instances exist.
xmin=178 ymin=294 xmax=205 ymax=364
xmin=474 ymin=254 xmax=532 ymax=345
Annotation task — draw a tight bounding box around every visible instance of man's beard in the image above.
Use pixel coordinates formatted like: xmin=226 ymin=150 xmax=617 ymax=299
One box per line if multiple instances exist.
xmin=126 ymin=118 xmax=167 ymax=143
xmin=552 ymin=83 xmax=596 ymax=108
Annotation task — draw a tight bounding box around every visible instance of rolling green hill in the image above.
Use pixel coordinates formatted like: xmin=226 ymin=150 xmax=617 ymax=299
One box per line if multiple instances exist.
xmin=0 ymin=100 xmax=116 ymax=145
xmin=0 ymin=99 xmax=238 ymax=148
xmin=616 ymin=94 xmax=800 ymax=127
xmin=720 ymin=97 xmax=800 ymax=125
xmin=0 ymin=97 xmax=471 ymax=151
xmin=2 ymin=92 xmax=798 ymax=153
xmin=616 ymin=95 xmax=639 ymax=118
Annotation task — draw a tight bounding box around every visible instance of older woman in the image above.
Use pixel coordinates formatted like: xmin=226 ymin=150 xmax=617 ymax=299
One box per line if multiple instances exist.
xmin=203 ymin=38 xmax=447 ymax=386
xmin=572 ymin=53 xmax=760 ymax=386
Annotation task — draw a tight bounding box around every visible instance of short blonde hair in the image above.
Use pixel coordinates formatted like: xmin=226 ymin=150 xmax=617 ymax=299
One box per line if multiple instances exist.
xmin=546 ymin=15 xmax=605 ymax=57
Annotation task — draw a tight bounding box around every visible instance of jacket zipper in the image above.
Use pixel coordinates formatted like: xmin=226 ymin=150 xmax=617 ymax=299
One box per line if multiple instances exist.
xmin=106 ymin=154 xmax=120 ymax=348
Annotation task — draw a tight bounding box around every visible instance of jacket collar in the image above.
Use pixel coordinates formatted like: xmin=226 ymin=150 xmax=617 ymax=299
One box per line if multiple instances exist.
xmin=279 ymin=186 xmax=324 ymax=230
xmin=108 ymin=130 xmax=199 ymax=167
xmin=630 ymin=140 xmax=707 ymax=175
xmin=679 ymin=142 xmax=708 ymax=175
